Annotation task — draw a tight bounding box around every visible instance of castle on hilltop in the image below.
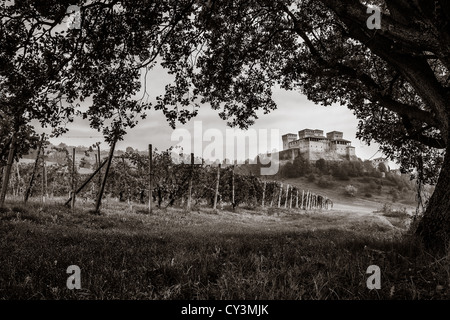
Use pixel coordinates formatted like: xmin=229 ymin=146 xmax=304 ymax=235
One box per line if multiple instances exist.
xmin=280 ymin=129 xmax=357 ymax=162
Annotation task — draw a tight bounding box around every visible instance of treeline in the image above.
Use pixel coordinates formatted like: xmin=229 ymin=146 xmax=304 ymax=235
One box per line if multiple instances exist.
xmin=271 ymin=155 xmax=415 ymax=196
xmin=279 ymin=156 xmax=387 ymax=179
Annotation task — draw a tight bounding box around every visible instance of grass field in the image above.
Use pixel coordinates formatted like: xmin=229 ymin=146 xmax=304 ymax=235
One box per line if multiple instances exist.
xmin=0 ymin=198 xmax=449 ymax=300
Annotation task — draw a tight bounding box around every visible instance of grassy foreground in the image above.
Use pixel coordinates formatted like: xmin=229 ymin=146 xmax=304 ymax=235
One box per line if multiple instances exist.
xmin=0 ymin=200 xmax=449 ymax=300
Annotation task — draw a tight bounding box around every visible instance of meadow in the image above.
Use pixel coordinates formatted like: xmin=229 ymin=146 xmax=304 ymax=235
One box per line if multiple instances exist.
xmin=1 ymin=197 xmax=449 ymax=300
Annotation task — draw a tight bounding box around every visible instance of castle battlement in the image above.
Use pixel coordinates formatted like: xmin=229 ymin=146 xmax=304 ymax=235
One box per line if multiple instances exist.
xmin=281 ymin=129 xmax=357 ymax=162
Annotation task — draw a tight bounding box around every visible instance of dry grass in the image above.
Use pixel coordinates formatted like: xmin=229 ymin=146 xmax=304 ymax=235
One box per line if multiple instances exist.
xmin=0 ymin=199 xmax=449 ymax=300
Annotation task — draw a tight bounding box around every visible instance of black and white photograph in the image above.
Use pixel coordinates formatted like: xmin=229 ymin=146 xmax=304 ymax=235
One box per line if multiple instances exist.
xmin=1 ymin=0 xmax=449 ymax=313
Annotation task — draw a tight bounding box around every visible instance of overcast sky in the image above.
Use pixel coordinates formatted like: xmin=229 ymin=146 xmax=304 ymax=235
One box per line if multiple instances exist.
xmin=38 ymin=62 xmax=396 ymax=168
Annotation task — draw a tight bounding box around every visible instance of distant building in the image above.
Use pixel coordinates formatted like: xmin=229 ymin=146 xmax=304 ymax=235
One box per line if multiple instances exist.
xmin=280 ymin=128 xmax=357 ymax=162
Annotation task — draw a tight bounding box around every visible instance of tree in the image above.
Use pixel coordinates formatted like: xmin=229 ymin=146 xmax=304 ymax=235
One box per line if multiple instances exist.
xmin=315 ymin=158 xmax=327 ymax=174
xmin=153 ymin=0 xmax=449 ymax=250
xmin=293 ymin=154 xmax=310 ymax=176
xmin=378 ymin=162 xmax=388 ymax=173
xmin=0 ymin=0 xmax=200 ymax=209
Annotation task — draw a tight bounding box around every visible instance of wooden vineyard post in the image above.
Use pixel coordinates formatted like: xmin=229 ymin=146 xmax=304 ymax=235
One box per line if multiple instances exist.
xmin=295 ymin=190 xmax=299 ymax=209
xmin=64 ymin=158 xmax=108 ymax=207
xmin=97 ymin=144 xmax=102 ymax=193
xmin=278 ymin=183 xmax=283 ymax=208
xmin=94 ymin=139 xmax=117 ymax=214
xmin=306 ymin=191 xmax=310 ymax=210
xmin=213 ymin=164 xmax=221 ymax=211
xmin=231 ymin=161 xmax=235 ymax=211
xmin=284 ymin=184 xmax=289 ymax=208
xmin=187 ymin=153 xmax=194 ymax=212
xmin=42 ymin=153 xmax=46 ymax=203
xmin=16 ymin=163 xmax=21 ymax=198
xmin=148 ymin=144 xmax=153 ymax=214
xmin=290 ymin=187 xmax=293 ymax=209
xmin=24 ymin=133 xmax=45 ymax=204
xmin=301 ymin=190 xmax=304 ymax=209
xmin=270 ymin=182 xmax=275 ymax=208
xmin=262 ymin=180 xmax=266 ymax=208
xmin=71 ymin=148 xmax=76 ymax=211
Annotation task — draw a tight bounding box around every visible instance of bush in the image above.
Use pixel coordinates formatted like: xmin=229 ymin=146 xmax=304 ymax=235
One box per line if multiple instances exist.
xmin=317 ymin=176 xmax=334 ymax=188
xmin=364 ymin=193 xmax=372 ymax=198
xmin=344 ymin=185 xmax=357 ymax=197
xmin=307 ymin=173 xmax=316 ymax=182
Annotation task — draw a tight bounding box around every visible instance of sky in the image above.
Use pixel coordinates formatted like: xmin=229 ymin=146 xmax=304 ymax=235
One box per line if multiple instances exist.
xmin=37 ymin=62 xmax=397 ymax=168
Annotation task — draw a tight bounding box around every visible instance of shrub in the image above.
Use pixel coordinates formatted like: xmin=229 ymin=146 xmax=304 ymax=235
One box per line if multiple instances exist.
xmin=307 ymin=173 xmax=316 ymax=182
xmin=344 ymin=185 xmax=357 ymax=197
xmin=317 ymin=176 xmax=334 ymax=188
xmin=364 ymin=193 xmax=372 ymax=198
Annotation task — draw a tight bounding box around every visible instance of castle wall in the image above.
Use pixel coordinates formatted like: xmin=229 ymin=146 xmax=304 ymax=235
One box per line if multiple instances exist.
xmin=282 ymin=129 xmax=357 ymax=162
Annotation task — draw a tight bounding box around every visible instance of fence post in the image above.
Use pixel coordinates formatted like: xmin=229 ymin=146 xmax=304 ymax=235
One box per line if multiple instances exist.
xmin=277 ymin=183 xmax=282 ymax=208
xmin=231 ymin=161 xmax=235 ymax=210
xmin=284 ymin=184 xmax=289 ymax=208
xmin=290 ymin=187 xmax=293 ymax=209
xmin=187 ymin=153 xmax=194 ymax=211
xmin=94 ymin=139 xmax=116 ymax=214
xmin=306 ymin=191 xmax=310 ymax=210
xmin=262 ymin=180 xmax=266 ymax=208
xmin=213 ymin=163 xmax=221 ymax=210
xmin=301 ymin=190 xmax=304 ymax=210
xmin=71 ymin=148 xmax=76 ymax=210
xmin=148 ymin=144 xmax=153 ymax=214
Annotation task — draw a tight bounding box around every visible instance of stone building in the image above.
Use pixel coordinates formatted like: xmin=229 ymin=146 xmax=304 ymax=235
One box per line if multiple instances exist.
xmin=280 ymin=129 xmax=357 ymax=162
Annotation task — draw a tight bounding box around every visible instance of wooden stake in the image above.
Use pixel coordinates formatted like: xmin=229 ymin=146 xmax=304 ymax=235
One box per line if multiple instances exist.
xmin=148 ymin=144 xmax=153 ymax=214
xmin=213 ymin=163 xmax=221 ymax=210
xmin=270 ymin=182 xmax=274 ymax=207
xmin=187 ymin=153 xmax=194 ymax=211
xmin=284 ymin=184 xmax=289 ymax=208
xmin=71 ymin=148 xmax=76 ymax=210
xmin=97 ymin=144 xmax=102 ymax=193
xmin=64 ymin=158 xmax=108 ymax=206
xmin=290 ymin=187 xmax=293 ymax=209
xmin=296 ymin=190 xmax=299 ymax=209
xmin=306 ymin=191 xmax=310 ymax=210
xmin=94 ymin=139 xmax=116 ymax=214
xmin=262 ymin=180 xmax=266 ymax=208
xmin=278 ymin=183 xmax=283 ymax=208
xmin=231 ymin=161 xmax=235 ymax=210
xmin=24 ymin=133 xmax=45 ymax=203
xmin=301 ymin=190 xmax=304 ymax=210
xmin=42 ymin=153 xmax=46 ymax=203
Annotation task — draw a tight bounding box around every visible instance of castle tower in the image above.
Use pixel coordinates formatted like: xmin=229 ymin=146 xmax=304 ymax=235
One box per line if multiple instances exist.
xmin=282 ymin=133 xmax=298 ymax=150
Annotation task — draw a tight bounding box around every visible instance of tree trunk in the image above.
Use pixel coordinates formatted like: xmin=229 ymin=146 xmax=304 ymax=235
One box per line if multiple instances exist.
xmin=0 ymin=132 xmax=17 ymax=207
xmin=415 ymin=144 xmax=450 ymax=251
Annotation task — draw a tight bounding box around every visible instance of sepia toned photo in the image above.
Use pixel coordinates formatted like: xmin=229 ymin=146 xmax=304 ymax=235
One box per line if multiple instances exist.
xmin=1 ymin=0 xmax=449 ymax=311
